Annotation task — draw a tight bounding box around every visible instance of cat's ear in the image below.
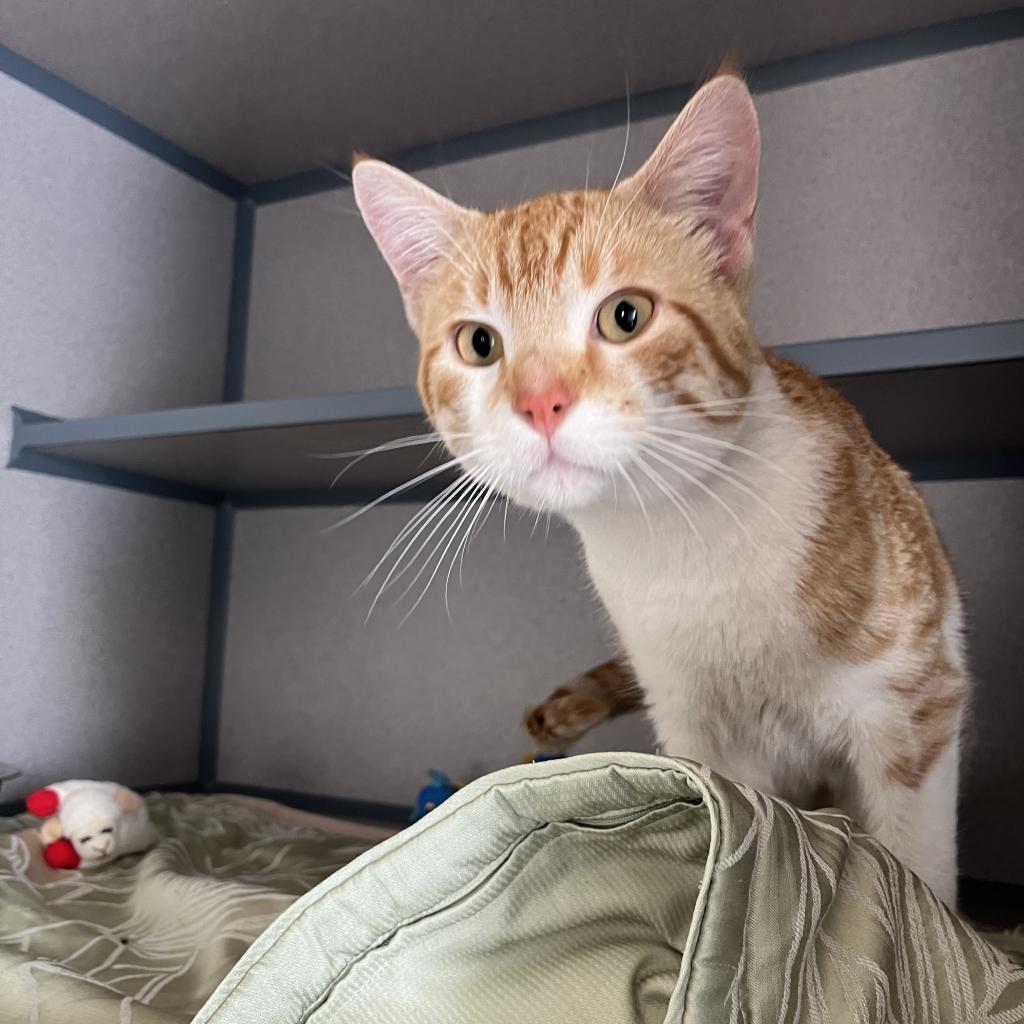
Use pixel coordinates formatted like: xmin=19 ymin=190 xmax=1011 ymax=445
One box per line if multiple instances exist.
xmin=352 ymin=156 xmax=474 ymax=314
xmin=625 ymin=73 xmax=760 ymax=281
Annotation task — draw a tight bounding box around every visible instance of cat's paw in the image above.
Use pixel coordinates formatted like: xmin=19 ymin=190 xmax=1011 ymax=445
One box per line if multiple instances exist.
xmin=523 ymin=688 xmax=609 ymax=751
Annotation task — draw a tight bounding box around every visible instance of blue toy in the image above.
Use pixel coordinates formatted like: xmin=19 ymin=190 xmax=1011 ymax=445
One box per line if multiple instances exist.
xmin=410 ymin=755 xmax=567 ymax=822
xmin=410 ymin=770 xmax=460 ymax=821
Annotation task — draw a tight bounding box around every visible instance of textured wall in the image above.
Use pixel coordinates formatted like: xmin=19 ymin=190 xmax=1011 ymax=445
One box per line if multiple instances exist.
xmin=243 ymin=37 xmax=1024 ymax=400
xmin=218 ymin=505 xmax=655 ymax=805
xmin=0 ymin=72 xmax=234 ymax=801
xmin=918 ymin=479 xmax=1024 ymax=884
xmin=233 ymin=41 xmax=1024 ymax=882
xmin=219 ymin=482 xmax=1024 ymax=885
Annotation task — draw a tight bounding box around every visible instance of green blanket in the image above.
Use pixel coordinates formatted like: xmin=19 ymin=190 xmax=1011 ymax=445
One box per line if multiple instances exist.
xmin=198 ymin=754 xmax=1024 ymax=1023
xmin=4 ymin=760 xmax=1022 ymax=1022
xmin=0 ymin=794 xmax=376 ymax=1023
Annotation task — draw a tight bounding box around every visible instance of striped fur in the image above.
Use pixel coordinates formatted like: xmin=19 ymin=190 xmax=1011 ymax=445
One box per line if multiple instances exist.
xmin=352 ymin=73 xmax=967 ymax=905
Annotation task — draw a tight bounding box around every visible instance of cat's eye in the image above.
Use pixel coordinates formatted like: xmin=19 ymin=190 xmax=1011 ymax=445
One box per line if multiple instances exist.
xmin=596 ymin=293 xmax=654 ymax=343
xmin=100 ymin=827 xmax=113 ymax=834
xmin=80 ymin=835 xmax=91 ymax=843
xmin=455 ymin=323 xmax=503 ymax=366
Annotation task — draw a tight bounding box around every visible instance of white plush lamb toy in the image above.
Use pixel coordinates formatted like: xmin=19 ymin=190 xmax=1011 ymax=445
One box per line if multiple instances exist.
xmin=26 ymin=780 xmax=158 ymax=869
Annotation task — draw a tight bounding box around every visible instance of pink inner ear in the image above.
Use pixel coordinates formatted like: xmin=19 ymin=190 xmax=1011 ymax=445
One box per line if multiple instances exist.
xmin=352 ymin=159 xmax=471 ymax=302
xmin=628 ymin=75 xmax=760 ymax=279
xmin=115 ymin=788 xmax=142 ymax=813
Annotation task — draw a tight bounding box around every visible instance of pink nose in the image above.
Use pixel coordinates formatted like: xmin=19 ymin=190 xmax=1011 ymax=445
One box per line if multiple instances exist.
xmin=516 ymin=386 xmax=575 ymax=440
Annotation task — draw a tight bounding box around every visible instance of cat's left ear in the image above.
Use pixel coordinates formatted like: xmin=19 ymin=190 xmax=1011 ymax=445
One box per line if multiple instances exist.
xmin=624 ymin=73 xmax=760 ymax=281
xmin=352 ymin=157 xmax=476 ymax=322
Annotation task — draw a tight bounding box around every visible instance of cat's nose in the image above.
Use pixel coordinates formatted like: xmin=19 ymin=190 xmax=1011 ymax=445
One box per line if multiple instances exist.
xmin=515 ymin=386 xmax=575 ymax=441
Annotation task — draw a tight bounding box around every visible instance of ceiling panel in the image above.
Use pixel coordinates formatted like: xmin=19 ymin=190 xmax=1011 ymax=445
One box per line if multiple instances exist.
xmin=0 ymin=1 xmax=1010 ymax=183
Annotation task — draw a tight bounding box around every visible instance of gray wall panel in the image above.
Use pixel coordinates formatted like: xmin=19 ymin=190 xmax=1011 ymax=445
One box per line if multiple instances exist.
xmin=244 ymin=38 xmax=1024 ymax=400
xmin=0 ymin=72 xmax=232 ymax=800
xmin=218 ymin=505 xmax=654 ymax=805
xmin=918 ymin=479 xmax=1024 ymax=884
xmin=221 ymin=481 xmax=1023 ymax=882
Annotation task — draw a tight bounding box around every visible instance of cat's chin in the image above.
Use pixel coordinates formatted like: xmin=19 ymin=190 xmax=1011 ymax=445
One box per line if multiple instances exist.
xmin=510 ymin=460 xmax=609 ymax=514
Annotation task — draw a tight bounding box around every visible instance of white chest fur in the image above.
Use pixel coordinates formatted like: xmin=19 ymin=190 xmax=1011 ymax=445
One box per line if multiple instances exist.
xmin=567 ymin=396 xmax=843 ymax=802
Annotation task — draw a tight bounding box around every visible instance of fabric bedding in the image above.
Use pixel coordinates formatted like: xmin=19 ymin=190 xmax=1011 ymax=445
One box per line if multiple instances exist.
xmin=0 ymin=793 xmax=381 ymax=1023
xmin=3 ymin=760 xmax=1022 ymax=1023
xmin=198 ymin=753 xmax=1024 ymax=1024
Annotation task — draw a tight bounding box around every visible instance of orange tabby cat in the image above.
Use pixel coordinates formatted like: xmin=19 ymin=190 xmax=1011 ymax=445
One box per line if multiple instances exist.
xmin=352 ymin=72 xmax=967 ymax=906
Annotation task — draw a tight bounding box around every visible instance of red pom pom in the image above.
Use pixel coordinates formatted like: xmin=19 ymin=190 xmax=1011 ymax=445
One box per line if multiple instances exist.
xmin=44 ymin=838 xmax=80 ymax=870
xmin=26 ymin=789 xmax=60 ymax=817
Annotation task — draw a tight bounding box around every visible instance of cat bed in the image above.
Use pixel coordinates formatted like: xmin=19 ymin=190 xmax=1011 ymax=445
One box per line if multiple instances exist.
xmin=0 ymin=793 xmax=389 ymax=1023
xmin=196 ymin=753 xmax=1024 ymax=1023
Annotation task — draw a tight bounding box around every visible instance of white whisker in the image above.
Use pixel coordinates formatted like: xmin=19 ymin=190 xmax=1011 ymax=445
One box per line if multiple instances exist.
xmin=390 ymin=477 xmax=489 ymax=610
xmin=595 ymin=67 xmax=632 ymax=243
xmin=617 ymin=461 xmax=653 ymax=536
xmin=447 ymin=482 xmax=497 ymax=616
xmin=320 ymin=433 xmax=463 ymax=489
xmin=647 ymin=426 xmax=800 ymax=484
xmin=641 ymin=444 xmax=753 ymax=544
xmin=645 ymin=435 xmax=792 ymax=530
xmin=632 ymin=456 xmax=707 ymax=549
xmin=323 ymin=451 xmax=482 ymax=533
xmin=400 ymin=480 xmax=491 ymax=623
xmin=359 ymin=471 xmax=477 ymax=604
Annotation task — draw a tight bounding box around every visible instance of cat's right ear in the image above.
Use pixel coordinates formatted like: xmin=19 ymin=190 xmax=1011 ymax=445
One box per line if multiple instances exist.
xmin=352 ymin=157 xmax=474 ymax=317
xmin=623 ymin=73 xmax=760 ymax=282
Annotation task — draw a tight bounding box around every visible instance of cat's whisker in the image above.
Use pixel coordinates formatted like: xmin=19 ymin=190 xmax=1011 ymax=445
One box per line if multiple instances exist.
xmin=323 ymin=450 xmax=484 ymax=533
xmin=530 ymin=503 xmax=546 ymax=538
xmin=389 ymin=476 xmax=490 ymax=612
xmin=647 ymin=425 xmax=800 ymax=484
xmin=641 ymin=443 xmax=754 ymax=545
xmin=594 ymin=66 xmax=632 ymax=248
xmin=647 ymin=408 xmax=794 ymax=426
xmin=317 ymin=161 xmax=352 ymax=185
xmin=616 ymin=461 xmax=653 ymax=536
xmin=598 ymin=168 xmax=647 ymax=251
xmin=396 ymin=232 xmax=478 ymax=282
xmin=579 ymin=126 xmax=596 ymax=262
xmin=647 ymin=394 xmax=785 ymax=411
xmin=432 ymin=220 xmax=489 ymax=282
xmin=313 ymin=430 xmax=453 ymax=461
xmin=417 ymin=438 xmax=449 ymax=470
xmin=320 ymin=432 xmax=460 ymax=489
xmin=359 ymin=479 xmax=458 ymax=589
xmin=400 ymin=477 xmax=493 ymax=624
xmin=447 ymin=480 xmax=499 ymax=616
xmin=363 ymin=490 xmax=474 ymax=621
xmin=644 ymin=436 xmax=793 ymax=531
xmin=359 ymin=470 xmax=477 ymax=600
xmin=632 ymin=455 xmax=708 ymax=550
xmin=502 ymin=494 xmax=512 ymax=542
xmin=373 ymin=478 xmax=486 ymax=613
xmin=434 ymin=159 xmax=456 ymax=202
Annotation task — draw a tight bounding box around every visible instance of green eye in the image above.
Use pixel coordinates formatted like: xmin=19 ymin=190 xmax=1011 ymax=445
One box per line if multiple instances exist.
xmin=596 ymin=293 xmax=654 ymax=342
xmin=455 ymin=323 xmax=503 ymax=366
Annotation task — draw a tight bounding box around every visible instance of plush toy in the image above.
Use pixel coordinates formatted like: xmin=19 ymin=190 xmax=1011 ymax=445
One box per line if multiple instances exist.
xmin=25 ymin=780 xmax=158 ymax=869
xmin=410 ymin=770 xmax=460 ymax=822
xmin=411 ymin=756 xmax=567 ymax=822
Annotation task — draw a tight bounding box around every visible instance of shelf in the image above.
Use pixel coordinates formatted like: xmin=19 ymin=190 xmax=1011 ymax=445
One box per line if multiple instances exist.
xmin=7 ymin=323 xmax=1024 ymax=506
xmin=9 ymin=389 xmax=442 ymax=506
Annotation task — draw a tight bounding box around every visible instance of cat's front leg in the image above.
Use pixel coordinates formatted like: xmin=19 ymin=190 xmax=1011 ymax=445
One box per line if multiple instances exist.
xmin=524 ymin=657 xmax=644 ymax=752
xmin=842 ymin=713 xmax=963 ymax=908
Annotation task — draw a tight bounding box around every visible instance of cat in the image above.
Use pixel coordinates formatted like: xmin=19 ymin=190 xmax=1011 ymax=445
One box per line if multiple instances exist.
xmin=351 ymin=71 xmax=968 ymax=906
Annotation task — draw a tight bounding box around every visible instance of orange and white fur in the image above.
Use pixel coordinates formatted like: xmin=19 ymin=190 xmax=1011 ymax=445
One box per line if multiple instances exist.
xmin=352 ymin=73 xmax=967 ymax=905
